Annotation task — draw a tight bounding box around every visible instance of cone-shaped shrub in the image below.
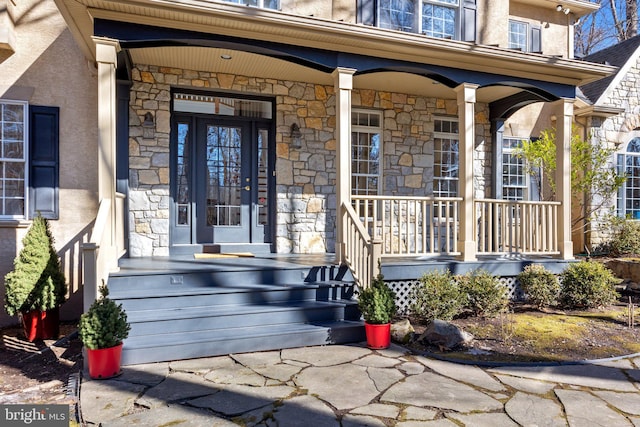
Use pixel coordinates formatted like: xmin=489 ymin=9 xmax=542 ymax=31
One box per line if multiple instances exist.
xmin=358 ymin=273 xmax=397 ymax=324
xmin=79 ymin=285 xmax=130 ymax=350
xmin=4 ymin=215 xmax=67 ymax=316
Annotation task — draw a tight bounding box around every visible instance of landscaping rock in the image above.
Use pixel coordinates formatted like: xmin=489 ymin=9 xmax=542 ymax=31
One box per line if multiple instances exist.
xmin=418 ymin=319 xmax=473 ymax=349
xmin=391 ymin=319 xmax=415 ymax=343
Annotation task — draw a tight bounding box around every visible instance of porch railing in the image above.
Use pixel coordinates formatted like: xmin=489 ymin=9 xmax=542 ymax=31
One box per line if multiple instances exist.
xmin=342 ymin=202 xmax=382 ymax=289
xmin=82 ymin=192 xmax=126 ymax=310
xmin=475 ymin=198 xmax=561 ymax=255
xmin=352 ymin=195 xmax=462 ymax=257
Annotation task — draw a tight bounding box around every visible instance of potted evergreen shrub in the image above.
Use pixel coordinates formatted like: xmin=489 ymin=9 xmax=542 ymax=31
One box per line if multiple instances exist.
xmin=79 ymin=285 xmax=130 ymax=379
xmin=4 ymin=214 xmax=67 ymax=341
xmin=357 ymin=272 xmax=397 ymax=349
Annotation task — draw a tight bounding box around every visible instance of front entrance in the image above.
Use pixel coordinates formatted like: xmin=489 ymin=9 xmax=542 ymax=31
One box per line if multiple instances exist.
xmin=170 ymin=92 xmax=274 ymax=250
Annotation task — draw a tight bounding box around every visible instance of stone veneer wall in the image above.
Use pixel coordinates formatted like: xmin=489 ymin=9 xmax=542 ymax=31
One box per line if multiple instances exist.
xmin=128 ymin=64 xmax=491 ymax=256
xmin=584 ymin=54 xmax=640 ymax=246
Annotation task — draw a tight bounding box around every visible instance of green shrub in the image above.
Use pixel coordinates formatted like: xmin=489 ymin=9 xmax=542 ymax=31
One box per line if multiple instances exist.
xmin=4 ymin=214 xmax=67 ymax=316
xmin=606 ymin=218 xmax=640 ymax=256
xmin=559 ymin=261 xmax=620 ymax=309
xmin=410 ymin=269 xmax=463 ymax=321
xmin=79 ymin=285 xmax=130 ymax=350
xmin=357 ymin=273 xmax=397 ymax=324
xmin=457 ymin=269 xmax=509 ymax=317
xmin=517 ymin=264 xmax=560 ymax=309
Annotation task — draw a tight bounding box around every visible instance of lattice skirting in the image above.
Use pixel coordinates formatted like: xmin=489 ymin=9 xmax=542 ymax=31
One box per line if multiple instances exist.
xmin=388 ymin=277 xmax=526 ymax=315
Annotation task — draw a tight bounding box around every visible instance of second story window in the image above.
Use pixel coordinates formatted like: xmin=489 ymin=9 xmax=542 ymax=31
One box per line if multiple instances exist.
xmin=359 ymin=0 xmax=475 ymax=41
xmin=508 ymin=20 xmax=528 ymax=51
xmin=422 ymin=0 xmax=458 ymax=39
xmin=379 ymin=0 xmax=458 ymax=37
xmin=225 ymin=0 xmax=278 ymax=10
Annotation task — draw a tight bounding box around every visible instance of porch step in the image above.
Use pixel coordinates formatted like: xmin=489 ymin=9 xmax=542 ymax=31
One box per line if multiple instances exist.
xmin=108 ymin=260 xmax=363 ymax=365
xmin=121 ymin=320 xmax=365 ymax=365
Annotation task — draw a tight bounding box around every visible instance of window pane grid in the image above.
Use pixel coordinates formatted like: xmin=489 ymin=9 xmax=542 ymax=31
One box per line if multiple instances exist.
xmin=433 ymin=118 xmax=458 ymax=198
xmin=502 ymin=138 xmax=527 ymax=201
xmin=352 ymin=111 xmax=382 ymax=196
xmin=0 ymin=102 xmax=26 ymax=217
xmin=379 ymin=0 xmax=416 ymax=32
xmin=509 ymin=20 xmax=528 ymax=50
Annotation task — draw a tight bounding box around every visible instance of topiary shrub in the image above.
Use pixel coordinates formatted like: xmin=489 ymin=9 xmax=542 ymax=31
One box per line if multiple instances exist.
xmin=559 ymin=261 xmax=620 ymax=309
xmin=410 ymin=269 xmax=463 ymax=322
xmin=357 ymin=273 xmax=397 ymax=324
xmin=4 ymin=214 xmax=67 ymax=316
xmin=457 ymin=269 xmax=509 ymax=317
xmin=517 ymin=264 xmax=560 ymax=309
xmin=79 ymin=285 xmax=130 ymax=350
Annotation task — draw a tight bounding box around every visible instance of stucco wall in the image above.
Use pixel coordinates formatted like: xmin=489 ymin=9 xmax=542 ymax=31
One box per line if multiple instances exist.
xmin=0 ymin=0 xmax=98 ymax=327
xmin=127 ymin=65 xmax=491 ymax=255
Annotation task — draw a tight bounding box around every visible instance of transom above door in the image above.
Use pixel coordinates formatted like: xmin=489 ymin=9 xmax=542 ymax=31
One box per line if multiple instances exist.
xmin=170 ymin=92 xmax=275 ymax=250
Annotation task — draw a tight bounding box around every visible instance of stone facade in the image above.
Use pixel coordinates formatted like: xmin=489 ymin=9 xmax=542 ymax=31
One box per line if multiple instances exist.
xmin=585 ymin=53 xmax=640 ymax=245
xmin=128 ymin=64 xmax=491 ymax=256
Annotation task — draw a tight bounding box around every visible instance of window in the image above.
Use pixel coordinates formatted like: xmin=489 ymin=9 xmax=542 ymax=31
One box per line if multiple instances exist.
xmin=618 ymin=138 xmax=640 ymax=219
xmin=224 ymin=0 xmax=278 ymax=9
xmin=378 ymin=0 xmax=460 ymax=38
xmin=352 ymin=110 xmax=381 ymax=196
xmin=502 ymin=137 xmax=527 ymax=200
xmin=422 ymin=0 xmax=458 ymax=39
xmin=508 ymin=20 xmax=527 ymax=51
xmin=0 ymin=101 xmax=27 ymax=218
xmin=433 ymin=118 xmax=458 ymax=198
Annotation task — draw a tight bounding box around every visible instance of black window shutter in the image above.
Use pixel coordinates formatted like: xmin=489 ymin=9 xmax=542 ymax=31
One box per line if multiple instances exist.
xmin=29 ymin=106 xmax=59 ymax=219
xmin=530 ymin=26 xmax=541 ymax=53
xmin=461 ymin=0 xmax=477 ymax=42
xmin=357 ymin=0 xmax=376 ymax=26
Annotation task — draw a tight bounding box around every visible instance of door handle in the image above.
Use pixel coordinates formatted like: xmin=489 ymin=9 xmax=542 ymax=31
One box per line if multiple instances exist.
xmin=244 ymin=186 xmax=251 ymax=191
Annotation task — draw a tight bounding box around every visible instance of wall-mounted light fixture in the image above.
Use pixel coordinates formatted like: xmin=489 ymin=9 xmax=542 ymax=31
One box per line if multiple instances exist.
xmin=290 ymin=123 xmax=302 ymax=148
xmin=556 ymin=4 xmax=570 ymax=14
xmin=143 ymin=112 xmax=155 ymax=138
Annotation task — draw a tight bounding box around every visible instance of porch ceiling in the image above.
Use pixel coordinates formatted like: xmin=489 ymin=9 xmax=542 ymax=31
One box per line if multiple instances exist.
xmin=55 ymin=0 xmax=616 ymax=88
xmin=129 ymin=46 xmax=520 ymax=102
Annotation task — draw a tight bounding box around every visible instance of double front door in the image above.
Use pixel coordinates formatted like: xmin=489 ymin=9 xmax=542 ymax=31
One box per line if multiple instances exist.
xmin=171 ymin=114 xmax=273 ymax=247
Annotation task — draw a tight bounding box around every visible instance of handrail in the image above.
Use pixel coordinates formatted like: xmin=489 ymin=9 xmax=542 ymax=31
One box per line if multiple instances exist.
xmin=352 ymin=195 xmax=462 ymax=257
xmin=475 ymin=198 xmax=561 ymax=255
xmin=342 ymin=201 xmax=382 ymax=289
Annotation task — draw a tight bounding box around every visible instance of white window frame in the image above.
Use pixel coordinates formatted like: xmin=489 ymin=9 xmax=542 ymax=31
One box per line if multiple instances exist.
xmin=351 ymin=109 xmax=382 ymax=196
xmin=433 ymin=117 xmax=459 ymax=198
xmin=618 ymin=136 xmax=640 ymax=219
xmin=508 ymin=19 xmax=528 ymax=51
xmin=224 ymin=0 xmax=279 ymax=9
xmin=0 ymin=100 xmax=28 ymax=219
xmin=501 ymin=137 xmax=529 ymax=201
xmin=378 ymin=0 xmax=459 ymax=38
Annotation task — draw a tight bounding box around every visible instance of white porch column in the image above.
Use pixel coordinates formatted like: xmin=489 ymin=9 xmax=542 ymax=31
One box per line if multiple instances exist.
xmin=333 ymin=67 xmax=356 ymax=264
xmin=555 ymin=98 xmax=575 ymax=260
xmin=455 ymin=83 xmax=479 ymax=261
xmin=93 ymin=37 xmax=120 ymax=270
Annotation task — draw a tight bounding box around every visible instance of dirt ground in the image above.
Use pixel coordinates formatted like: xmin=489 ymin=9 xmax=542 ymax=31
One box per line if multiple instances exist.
xmin=0 ymin=321 xmax=82 ymax=406
xmin=404 ymin=295 xmax=640 ymax=364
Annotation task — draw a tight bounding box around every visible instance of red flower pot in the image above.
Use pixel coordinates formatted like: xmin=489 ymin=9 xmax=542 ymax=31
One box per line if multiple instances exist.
xmin=21 ymin=308 xmax=60 ymax=342
xmin=86 ymin=343 xmax=123 ymax=379
xmin=364 ymin=322 xmax=391 ymax=349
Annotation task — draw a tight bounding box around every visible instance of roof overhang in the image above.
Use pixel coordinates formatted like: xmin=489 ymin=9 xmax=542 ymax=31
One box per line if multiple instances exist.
xmin=55 ymin=0 xmax=616 ymax=88
xmin=513 ymin=0 xmax=600 ymax=18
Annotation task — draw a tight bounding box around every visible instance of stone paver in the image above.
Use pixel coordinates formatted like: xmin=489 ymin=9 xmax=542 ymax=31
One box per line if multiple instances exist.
xmin=495 ymin=374 xmax=557 ymax=394
xmin=382 ymin=371 xmax=503 ymax=412
xmin=79 ymin=345 xmax=640 ymax=426
xmin=419 ymin=356 xmax=506 ymax=391
xmin=446 ymin=412 xmax=520 ymax=427
xmin=504 ymin=391 xmax=565 ymax=427
xmin=490 ymin=364 xmax=639 ymax=392
xmin=294 ymin=364 xmax=377 ymax=410
xmin=555 ymin=389 xmax=633 ymax=426
xmin=594 ymin=390 xmax=640 ymax=415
